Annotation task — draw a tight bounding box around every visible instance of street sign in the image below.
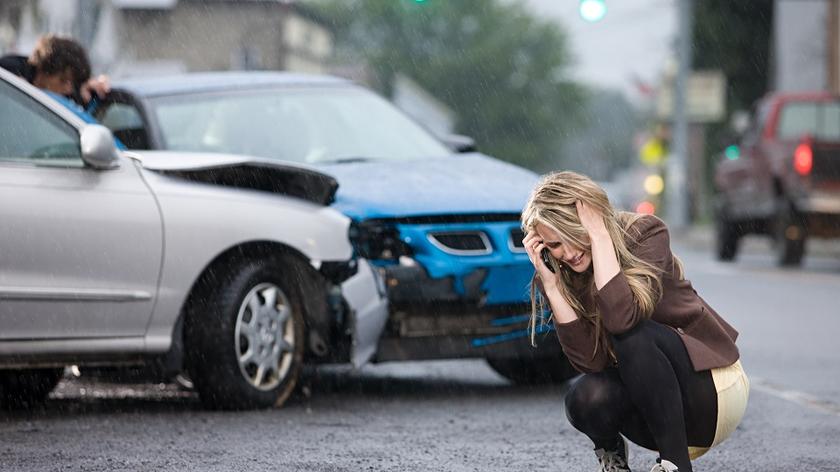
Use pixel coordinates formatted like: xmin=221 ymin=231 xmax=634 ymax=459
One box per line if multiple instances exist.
xmin=656 ymin=70 xmax=726 ymax=123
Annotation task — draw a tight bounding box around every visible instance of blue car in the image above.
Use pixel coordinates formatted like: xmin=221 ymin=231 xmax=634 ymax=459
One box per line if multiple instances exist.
xmin=97 ymin=72 xmax=574 ymax=383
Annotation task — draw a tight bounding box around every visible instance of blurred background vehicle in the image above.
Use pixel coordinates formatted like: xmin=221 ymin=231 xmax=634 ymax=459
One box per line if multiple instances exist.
xmin=0 ymin=68 xmax=387 ymax=409
xmin=714 ymin=92 xmax=840 ymax=266
xmin=95 ymin=71 xmax=577 ymax=384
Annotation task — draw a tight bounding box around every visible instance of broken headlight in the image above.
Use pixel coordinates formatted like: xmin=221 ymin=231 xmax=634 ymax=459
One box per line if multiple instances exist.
xmin=349 ymin=220 xmax=414 ymax=261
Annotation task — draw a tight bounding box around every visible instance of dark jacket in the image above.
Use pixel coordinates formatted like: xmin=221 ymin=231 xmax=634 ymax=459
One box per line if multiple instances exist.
xmin=0 ymin=54 xmax=92 ymax=110
xmin=554 ymin=215 xmax=740 ymax=373
xmin=0 ymin=55 xmax=35 ymax=83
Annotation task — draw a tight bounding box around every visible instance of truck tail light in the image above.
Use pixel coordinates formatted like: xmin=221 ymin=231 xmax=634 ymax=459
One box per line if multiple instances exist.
xmin=793 ymin=141 xmax=813 ymax=176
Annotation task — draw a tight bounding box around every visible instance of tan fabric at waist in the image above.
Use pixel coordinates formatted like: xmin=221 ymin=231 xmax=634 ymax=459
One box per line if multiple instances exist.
xmin=687 ymin=360 xmax=750 ymax=460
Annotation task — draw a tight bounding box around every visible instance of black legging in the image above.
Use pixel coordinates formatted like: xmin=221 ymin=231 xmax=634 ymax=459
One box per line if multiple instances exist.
xmin=564 ymin=319 xmax=718 ymax=472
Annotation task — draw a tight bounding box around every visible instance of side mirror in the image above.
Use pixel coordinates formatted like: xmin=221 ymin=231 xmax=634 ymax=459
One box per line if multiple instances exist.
xmin=80 ymin=124 xmax=120 ymax=169
xmin=442 ymin=134 xmax=477 ymax=153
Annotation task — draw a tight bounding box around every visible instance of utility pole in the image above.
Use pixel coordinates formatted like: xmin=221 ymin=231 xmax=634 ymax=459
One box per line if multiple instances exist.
xmin=667 ymin=0 xmax=693 ymax=228
xmin=829 ymin=0 xmax=840 ymax=93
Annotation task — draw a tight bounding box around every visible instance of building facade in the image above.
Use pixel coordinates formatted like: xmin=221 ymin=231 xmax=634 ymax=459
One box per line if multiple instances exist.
xmin=0 ymin=0 xmax=334 ymax=77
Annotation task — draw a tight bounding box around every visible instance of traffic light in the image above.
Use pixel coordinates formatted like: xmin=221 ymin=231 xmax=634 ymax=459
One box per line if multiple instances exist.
xmin=724 ymin=144 xmax=740 ymax=161
xmin=636 ymin=201 xmax=656 ymax=215
xmin=579 ymin=0 xmax=607 ymax=22
xmin=640 ymin=172 xmax=663 ymax=215
xmin=644 ymin=174 xmax=665 ymax=196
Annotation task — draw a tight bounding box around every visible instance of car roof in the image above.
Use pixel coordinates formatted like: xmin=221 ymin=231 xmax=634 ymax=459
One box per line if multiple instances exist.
xmin=113 ymin=71 xmax=352 ymax=98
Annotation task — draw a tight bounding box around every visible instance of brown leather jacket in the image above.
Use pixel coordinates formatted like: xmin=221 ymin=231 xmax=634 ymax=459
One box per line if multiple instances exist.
xmin=553 ymin=215 xmax=740 ymax=374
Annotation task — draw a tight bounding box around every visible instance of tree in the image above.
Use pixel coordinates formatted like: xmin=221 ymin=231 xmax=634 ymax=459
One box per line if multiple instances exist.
xmin=693 ymin=0 xmax=773 ymax=153
xmin=693 ymin=0 xmax=774 ymax=114
xmin=313 ymin=0 xmax=586 ymax=170
xmin=561 ymin=89 xmax=641 ymax=180
xmin=692 ymin=0 xmax=774 ymax=218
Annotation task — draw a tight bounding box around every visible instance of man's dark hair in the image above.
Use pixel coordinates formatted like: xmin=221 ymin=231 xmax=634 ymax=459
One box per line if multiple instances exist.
xmin=27 ymin=34 xmax=91 ymax=88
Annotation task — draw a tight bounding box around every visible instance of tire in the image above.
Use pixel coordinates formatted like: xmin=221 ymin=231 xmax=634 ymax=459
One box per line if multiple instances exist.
xmin=774 ymin=200 xmax=806 ymax=267
xmin=184 ymin=255 xmax=307 ymax=410
xmin=715 ymin=204 xmax=740 ymax=262
xmin=0 ymin=368 xmax=63 ymax=408
xmin=487 ymin=355 xmax=578 ymax=385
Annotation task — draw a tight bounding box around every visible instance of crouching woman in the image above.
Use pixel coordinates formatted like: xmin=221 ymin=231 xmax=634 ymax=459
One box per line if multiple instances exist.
xmin=521 ymin=171 xmax=749 ymax=472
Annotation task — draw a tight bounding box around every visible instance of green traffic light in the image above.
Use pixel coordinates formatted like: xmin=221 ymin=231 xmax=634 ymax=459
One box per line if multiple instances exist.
xmin=725 ymin=145 xmax=740 ymax=160
xmin=579 ymin=0 xmax=607 ymax=22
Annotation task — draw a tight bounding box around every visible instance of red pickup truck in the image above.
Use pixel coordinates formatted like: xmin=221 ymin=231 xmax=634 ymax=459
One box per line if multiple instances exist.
xmin=714 ymin=92 xmax=840 ymax=266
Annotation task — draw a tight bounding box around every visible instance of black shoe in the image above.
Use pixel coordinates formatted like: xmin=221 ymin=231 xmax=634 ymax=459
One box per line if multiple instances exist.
xmin=594 ymin=436 xmax=631 ymax=472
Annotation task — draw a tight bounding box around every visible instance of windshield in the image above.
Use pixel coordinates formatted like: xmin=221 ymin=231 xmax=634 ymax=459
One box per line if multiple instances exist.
xmin=150 ymin=86 xmax=451 ymax=163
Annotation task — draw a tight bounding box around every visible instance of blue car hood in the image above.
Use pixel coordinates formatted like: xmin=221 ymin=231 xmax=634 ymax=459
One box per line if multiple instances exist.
xmin=317 ymin=153 xmax=539 ymax=220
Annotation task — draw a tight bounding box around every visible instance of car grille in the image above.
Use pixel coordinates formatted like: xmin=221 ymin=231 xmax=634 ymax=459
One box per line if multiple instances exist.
xmin=427 ymin=231 xmax=492 ymax=255
xmin=509 ymin=228 xmax=526 ymax=252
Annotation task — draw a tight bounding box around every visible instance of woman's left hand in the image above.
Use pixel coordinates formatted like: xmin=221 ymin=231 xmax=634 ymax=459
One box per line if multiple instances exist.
xmin=576 ymin=200 xmax=609 ymax=241
xmin=577 ymin=200 xmax=619 ymax=288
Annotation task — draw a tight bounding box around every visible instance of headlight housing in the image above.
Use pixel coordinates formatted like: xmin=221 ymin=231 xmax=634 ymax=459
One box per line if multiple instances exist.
xmin=349 ymin=220 xmax=414 ymax=260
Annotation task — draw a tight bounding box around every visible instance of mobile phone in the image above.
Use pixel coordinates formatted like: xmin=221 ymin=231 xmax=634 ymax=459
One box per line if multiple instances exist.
xmin=541 ymin=248 xmax=556 ymax=273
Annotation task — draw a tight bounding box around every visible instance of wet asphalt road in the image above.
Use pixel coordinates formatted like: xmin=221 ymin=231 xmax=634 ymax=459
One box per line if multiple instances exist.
xmin=1 ymin=234 xmax=839 ymax=472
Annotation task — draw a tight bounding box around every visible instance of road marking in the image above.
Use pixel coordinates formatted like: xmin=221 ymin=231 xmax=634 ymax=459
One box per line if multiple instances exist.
xmin=750 ymin=377 xmax=840 ymax=417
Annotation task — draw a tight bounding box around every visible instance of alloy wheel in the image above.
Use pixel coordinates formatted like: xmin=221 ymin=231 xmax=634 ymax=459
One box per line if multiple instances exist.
xmin=233 ymin=283 xmax=295 ymax=391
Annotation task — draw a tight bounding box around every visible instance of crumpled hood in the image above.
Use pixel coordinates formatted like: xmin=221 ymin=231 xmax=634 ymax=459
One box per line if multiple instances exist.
xmin=129 ymin=150 xmax=338 ymax=205
xmin=317 ymin=153 xmax=539 ymax=220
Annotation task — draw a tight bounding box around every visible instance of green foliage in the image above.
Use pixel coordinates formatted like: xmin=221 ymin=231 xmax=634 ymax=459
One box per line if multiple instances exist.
xmin=692 ymin=0 xmax=773 ymax=215
xmin=561 ymin=88 xmax=640 ymax=180
xmin=693 ymin=0 xmax=773 ymax=114
xmin=313 ymin=0 xmax=586 ymax=169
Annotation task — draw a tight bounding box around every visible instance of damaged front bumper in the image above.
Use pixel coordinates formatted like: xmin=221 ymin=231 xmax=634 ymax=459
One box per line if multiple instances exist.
xmin=336 ymin=259 xmax=389 ymax=367
xmin=374 ymin=263 xmax=562 ymax=362
xmin=351 ymin=217 xmax=563 ymax=362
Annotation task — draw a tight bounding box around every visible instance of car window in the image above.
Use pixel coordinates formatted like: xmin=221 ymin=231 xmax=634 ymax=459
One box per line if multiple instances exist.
xmin=149 ymin=87 xmax=451 ymax=163
xmin=98 ymin=101 xmax=151 ymax=149
xmin=0 ymin=80 xmax=82 ymax=167
xmin=777 ymin=101 xmax=840 ymax=141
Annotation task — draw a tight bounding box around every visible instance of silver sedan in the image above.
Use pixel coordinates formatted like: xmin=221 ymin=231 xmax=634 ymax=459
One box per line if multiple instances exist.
xmin=0 ymin=68 xmax=387 ymax=410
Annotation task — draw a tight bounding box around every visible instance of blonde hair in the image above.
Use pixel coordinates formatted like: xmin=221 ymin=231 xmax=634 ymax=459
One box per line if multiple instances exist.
xmin=521 ymin=171 xmax=667 ymax=361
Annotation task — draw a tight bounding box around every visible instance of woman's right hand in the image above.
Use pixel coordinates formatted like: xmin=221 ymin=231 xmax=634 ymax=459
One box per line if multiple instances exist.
xmin=523 ymin=231 xmax=578 ymax=323
xmin=522 ymin=231 xmax=560 ymax=287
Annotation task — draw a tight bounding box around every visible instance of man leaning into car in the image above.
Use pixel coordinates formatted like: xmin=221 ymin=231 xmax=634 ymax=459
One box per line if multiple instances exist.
xmin=0 ymin=33 xmax=110 ymax=112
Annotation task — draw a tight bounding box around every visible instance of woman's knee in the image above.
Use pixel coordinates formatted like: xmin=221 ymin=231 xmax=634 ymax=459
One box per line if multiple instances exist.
xmin=564 ymin=372 xmax=622 ymax=428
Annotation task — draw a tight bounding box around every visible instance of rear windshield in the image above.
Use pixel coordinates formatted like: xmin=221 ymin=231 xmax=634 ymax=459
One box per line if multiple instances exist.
xmin=777 ymin=101 xmax=840 ymax=140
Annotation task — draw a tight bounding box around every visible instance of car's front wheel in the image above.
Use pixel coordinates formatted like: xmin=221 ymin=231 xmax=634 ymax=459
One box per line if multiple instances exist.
xmin=185 ymin=255 xmax=306 ymax=410
xmin=715 ymin=203 xmax=740 ymax=262
xmin=774 ymin=199 xmax=806 ymax=267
